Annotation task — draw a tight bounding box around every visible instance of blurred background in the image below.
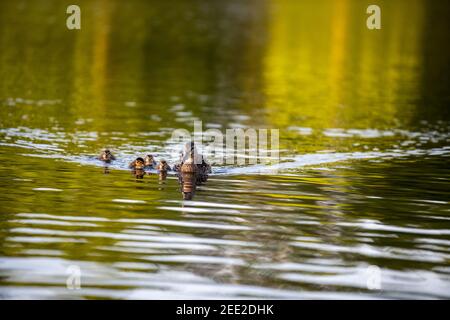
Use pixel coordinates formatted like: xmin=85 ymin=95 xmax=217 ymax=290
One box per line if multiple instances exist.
xmin=1 ymin=0 xmax=449 ymax=134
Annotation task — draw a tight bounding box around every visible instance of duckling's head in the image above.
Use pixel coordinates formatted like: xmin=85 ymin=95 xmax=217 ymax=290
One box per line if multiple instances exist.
xmin=157 ymin=160 xmax=171 ymax=172
xmin=134 ymin=157 xmax=146 ymax=170
xmin=144 ymin=154 xmax=156 ymax=166
xmin=134 ymin=170 xmax=145 ymax=179
xmin=100 ymin=149 xmax=114 ymax=161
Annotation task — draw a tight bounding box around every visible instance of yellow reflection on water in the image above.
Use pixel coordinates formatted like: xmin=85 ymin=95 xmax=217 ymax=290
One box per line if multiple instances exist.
xmin=263 ymin=0 xmax=425 ymax=129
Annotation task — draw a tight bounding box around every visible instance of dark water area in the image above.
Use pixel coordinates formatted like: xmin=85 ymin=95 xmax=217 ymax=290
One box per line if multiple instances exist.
xmin=0 ymin=0 xmax=449 ymax=299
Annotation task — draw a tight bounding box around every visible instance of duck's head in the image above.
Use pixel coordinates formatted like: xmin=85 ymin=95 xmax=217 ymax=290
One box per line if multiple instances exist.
xmin=181 ymin=144 xmax=197 ymax=172
xmin=144 ymin=154 xmax=156 ymax=166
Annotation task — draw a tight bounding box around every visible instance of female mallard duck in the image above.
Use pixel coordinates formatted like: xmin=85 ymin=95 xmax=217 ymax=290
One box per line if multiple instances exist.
xmin=175 ymin=142 xmax=212 ymax=175
xmin=180 ymin=143 xmax=198 ymax=174
xmin=156 ymin=160 xmax=171 ymax=172
xmin=144 ymin=154 xmax=157 ymax=168
xmin=129 ymin=157 xmax=146 ymax=170
xmin=98 ymin=149 xmax=115 ymax=162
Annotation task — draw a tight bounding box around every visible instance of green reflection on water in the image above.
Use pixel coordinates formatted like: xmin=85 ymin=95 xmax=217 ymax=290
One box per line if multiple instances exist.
xmin=1 ymin=0 xmax=448 ymax=134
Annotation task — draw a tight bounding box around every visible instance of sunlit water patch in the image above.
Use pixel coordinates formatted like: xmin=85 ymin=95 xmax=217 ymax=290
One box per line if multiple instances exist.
xmin=1 ymin=125 xmax=449 ymax=175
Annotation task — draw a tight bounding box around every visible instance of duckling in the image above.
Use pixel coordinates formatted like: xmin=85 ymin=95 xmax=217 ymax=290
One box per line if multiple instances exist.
xmin=197 ymin=158 xmax=211 ymax=183
xmin=173 ymin=162 xmax=181 ymax=172
xmin=156 ymin=160 xmax=171 ymax=172
xmin=199 ymin=157 xmax=212 ymax=175
xmin=129 ymin=157 xmax=146 ymax=170
xmin=144 ymin=154 xmax=157 ymax=168
xmin=98 ymin=149 xmax=115 ymax=162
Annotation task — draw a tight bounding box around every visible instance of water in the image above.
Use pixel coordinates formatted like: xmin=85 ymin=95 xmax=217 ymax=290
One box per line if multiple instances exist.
xmin=0 ymin=0 xmax=449 ymax=299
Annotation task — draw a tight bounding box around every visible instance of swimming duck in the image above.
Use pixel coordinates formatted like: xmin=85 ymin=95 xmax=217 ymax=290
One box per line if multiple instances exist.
xmin=129 ymin=157 xmax=146 ymax=170
xmin=180 ymin=143 xmax=198 ymax=174
xmin=156 ymin=160 xmax=171 ymax=172
xmin=144 ymin=154 xmax=157 ymax=168
xmin=177 ymin=142 xmax=211 ymax=176
xmin=98 ymin=149 xmax=115 ymax=162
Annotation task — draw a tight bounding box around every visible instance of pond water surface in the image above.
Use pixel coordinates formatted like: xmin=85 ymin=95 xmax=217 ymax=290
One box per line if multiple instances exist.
xmin=0 ymin=0 xmax=449 ymax=299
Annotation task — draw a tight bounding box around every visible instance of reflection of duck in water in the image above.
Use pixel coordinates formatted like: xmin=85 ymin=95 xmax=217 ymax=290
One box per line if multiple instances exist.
xmin=133 ymin=169 xmax=146 ymax=179
xmin=98 ymin=149 xmax=115 ymax=162
xmin=144 ymin=154 xmax=157 ymax=169
xmin=179 ymin=171 xmax=197 ymax=200
xmin=156 ymin=160 xmax=170 ymax=181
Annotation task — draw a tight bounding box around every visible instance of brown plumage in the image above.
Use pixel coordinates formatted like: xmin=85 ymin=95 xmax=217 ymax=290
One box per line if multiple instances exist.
xmin=199 ymin=157 xmax=212 ymax=175
xmin=156 ymin=160 xmax=171 ymax=172
xmin=180 ymin=142 xmax=199 ymax=173
xmin=180 ymin=172 xmax=197 ymax=200
xmin=180 ymin=158 xmax=198 ymax=173
xmin=159 ymin=171 xmax=168 ymax=181
xmin=144 ymin=154 xmax=156 ymax=168
xmin=174 ymin=142 xmax=211 ymax=199
xmin=173 ymin=163 xmax=181 ymax=172
xmin=129 ymin=157 xmax=145 ymax=170
xmin=132 ymin=169 xmax=146 ymax=179
xmin=98 ymin=149 xmax=115 ymax=162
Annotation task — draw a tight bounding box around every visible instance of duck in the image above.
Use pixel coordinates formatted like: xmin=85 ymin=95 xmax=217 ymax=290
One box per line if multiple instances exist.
xmin=176 ymin=142 xmax=211 ymax=175
xmin=129 ymin=157 xmax=146 ymax=170
xmin=156 ymin=160 xmax=171 ymax=172
xmin=180 ymin=143 xmax=198 ymax=174
xmin=144 ymin=154 xmax=157 ymax=168
xmin=98 ymin=149 xmax=115 ymax=162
